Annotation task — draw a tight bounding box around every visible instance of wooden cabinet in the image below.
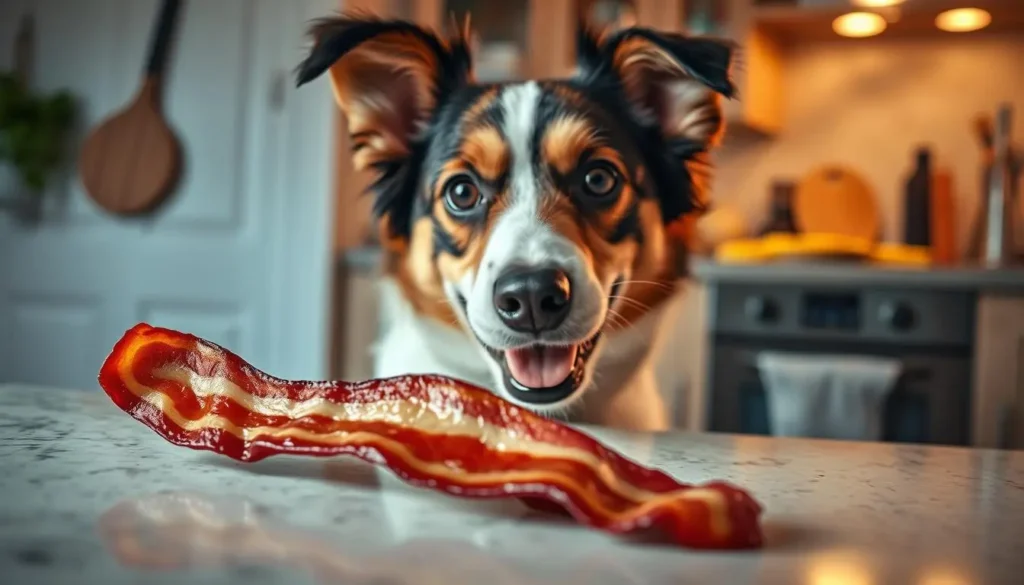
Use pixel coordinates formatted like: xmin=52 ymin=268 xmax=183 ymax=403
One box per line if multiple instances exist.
xmin=972 ymin=295 xmax=1024 ymax=449
xmin=397 ymin=0 xmax=577 ymax=81
xmin=719 ymin=0 xmax=783 ymax=135
xmin=330 ymin=261 xmax=381 ymax=382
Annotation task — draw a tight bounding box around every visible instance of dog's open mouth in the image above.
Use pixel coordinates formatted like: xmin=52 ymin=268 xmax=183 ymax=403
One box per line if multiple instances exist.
xmin=483 ymin=334 xmax=601 ymax=405
xmin=475 ymin=278 xmax=622 ymax=406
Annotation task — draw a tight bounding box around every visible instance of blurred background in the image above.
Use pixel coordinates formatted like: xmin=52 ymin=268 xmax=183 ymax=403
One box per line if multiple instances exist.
xmin=1 ymin=0 xmax=1022 ymax=449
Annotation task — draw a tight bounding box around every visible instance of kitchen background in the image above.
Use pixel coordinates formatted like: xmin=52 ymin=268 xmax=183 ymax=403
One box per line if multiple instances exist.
xmin=332 ymin=0 xmax=1024 ymax=452
xmin=1 ymin=0 xmax=1022 ymax=451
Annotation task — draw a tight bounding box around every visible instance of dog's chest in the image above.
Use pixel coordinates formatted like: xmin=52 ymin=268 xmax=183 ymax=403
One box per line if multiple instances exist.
xmin=372 ymin=278 xmax=494 ymax=389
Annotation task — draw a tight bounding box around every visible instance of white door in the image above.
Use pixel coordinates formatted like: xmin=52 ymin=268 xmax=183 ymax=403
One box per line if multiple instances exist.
xmin=0 ymin=0 xmax=338 ymax=389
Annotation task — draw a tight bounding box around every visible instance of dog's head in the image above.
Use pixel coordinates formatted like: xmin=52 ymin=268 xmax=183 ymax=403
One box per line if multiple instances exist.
xmin=297 ymin=14 xmax=735 ymax=413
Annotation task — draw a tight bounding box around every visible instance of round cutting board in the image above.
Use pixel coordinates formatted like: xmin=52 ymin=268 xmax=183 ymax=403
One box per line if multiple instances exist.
xmin=793 ymin=164 xmax=880 ymax=241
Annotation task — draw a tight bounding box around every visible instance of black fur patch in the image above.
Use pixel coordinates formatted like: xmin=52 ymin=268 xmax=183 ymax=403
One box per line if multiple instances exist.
xmin=431 ymin=215 xmax=465 ymax=258
xmin=607 ymin=201 xmax=642 ymax=244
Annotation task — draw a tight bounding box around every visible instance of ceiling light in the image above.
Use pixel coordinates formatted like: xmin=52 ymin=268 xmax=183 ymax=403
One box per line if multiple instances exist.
xmin=935 ymin=8 xmax=992 ymax=32
xmin=853 ymin=0 xmax=904 ymax=7
xmin=833 ymin=12 xmax=887 ymax=38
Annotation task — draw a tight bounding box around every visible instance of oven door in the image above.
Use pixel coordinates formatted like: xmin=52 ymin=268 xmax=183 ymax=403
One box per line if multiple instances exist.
xmin=707 ymin=341 xmax=972 ymax=446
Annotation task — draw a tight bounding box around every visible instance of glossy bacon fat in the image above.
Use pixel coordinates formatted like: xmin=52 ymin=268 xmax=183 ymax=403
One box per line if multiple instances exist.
xmin=98 ymin=323 xmax=763 ymax=549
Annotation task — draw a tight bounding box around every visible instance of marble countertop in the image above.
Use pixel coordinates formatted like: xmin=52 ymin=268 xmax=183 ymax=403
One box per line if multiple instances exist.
xmin=3 ymin=384 xmax=1023 ymax=585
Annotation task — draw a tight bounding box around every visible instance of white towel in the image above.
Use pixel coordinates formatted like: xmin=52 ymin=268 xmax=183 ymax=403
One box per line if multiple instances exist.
xmin=756 ymin=352 xmax=902 ymax=441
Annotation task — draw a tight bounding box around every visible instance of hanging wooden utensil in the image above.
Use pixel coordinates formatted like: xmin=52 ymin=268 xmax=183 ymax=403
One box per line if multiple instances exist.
xmin=79 ymin=0 xmax=184 ymax=215
xmin=13 ymin=13 xmax=34 ymax=86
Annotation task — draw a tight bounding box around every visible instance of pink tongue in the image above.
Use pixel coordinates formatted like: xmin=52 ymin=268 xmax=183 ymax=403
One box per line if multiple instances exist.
xmin=506 ymin=345 xmax=578 ymax=389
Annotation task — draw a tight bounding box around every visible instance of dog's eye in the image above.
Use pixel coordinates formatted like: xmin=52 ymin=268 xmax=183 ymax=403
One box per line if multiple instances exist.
xmin=443 ymin=176 xmax=481 ymax=213
xmin=581 ymin=164 xmax=619 ymax=198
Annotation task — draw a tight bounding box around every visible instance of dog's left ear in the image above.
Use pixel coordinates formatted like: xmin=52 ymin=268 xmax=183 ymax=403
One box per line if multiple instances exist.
xmin=294 ymin=13 xmax=472 ymax=243
xmin=576 ymin=23 xmax=736 ymax=152
xmin=295 ymin=14 xmax=472 ymax=170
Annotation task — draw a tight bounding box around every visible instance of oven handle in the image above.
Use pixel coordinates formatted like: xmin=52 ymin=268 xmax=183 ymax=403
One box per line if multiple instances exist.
xmin=743 ymin=362 xmax=932 ymax=383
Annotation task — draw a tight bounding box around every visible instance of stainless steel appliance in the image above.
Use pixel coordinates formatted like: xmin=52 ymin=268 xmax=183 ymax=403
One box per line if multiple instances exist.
xmin=705 ymin=281 xmax=976 ymax=446
xmin=968 ymin=103 xmax=1022 ymax=266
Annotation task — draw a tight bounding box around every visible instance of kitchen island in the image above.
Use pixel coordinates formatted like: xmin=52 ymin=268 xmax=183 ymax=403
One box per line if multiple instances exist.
xmin=2 ymin=384 xmax=1022 ymax=584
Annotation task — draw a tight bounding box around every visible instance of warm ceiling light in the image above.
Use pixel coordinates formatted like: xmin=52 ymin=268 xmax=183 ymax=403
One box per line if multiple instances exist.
xmin=833 ymin=12 xmax=887 ymax=37
xmin=853 ymin=0 xmax=904 ymax=7
xmin=935 ymin=8 xmax=992 ymax=32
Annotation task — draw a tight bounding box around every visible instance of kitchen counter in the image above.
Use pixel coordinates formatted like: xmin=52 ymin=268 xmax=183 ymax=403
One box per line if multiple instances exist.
xmin=345 ymin=250 xmax=1024 ymax=294
xmin=3 ymin=384 xmax=1023 ymax=585
xmin=694 ymin=258 xmax=1024 ymax=293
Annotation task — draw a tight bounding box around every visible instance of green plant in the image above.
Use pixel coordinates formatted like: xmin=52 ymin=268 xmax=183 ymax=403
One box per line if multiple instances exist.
xmin=0 ymin=72 xmax=75 ymax=194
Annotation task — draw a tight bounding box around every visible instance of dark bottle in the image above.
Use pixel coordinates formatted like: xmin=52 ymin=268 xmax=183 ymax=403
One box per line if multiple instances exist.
xmin=904 ymin=147 xmax=932 ymax=246
xmin=759 ymin=180 xmax=798 ymax=236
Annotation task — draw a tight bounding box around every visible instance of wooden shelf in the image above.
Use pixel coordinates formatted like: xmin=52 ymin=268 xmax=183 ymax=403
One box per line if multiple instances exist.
xmin=718 ymin=0 xmax=785 ymax=136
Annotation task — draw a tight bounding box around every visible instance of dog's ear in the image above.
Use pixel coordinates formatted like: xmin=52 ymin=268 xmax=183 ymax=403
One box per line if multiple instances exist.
xmin=575 ymin=23 xmax=736 ymax=225
xmin=296 ymin=13 xmax=472 ymax=240
xmin=577 ymin=22 xmax=735 ymax=150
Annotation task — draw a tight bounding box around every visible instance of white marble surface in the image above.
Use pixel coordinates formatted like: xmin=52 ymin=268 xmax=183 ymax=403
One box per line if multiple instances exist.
xmin=2 ymin=383 xmax=1023 ymax=585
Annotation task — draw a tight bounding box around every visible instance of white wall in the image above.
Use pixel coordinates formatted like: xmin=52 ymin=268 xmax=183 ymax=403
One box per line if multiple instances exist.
xmin=713 ymin=33 xmax=1024 ymax=255
xmin=0 ymin=0 xmax=338 ymax=387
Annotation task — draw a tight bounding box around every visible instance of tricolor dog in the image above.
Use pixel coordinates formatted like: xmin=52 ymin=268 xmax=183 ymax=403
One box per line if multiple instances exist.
xmin=297 ymin=14 xmax=735 ymax=431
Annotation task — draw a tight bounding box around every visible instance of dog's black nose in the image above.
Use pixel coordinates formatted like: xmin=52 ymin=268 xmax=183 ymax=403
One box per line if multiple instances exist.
xmin=493 ymin=267 xmax=572 ymax=333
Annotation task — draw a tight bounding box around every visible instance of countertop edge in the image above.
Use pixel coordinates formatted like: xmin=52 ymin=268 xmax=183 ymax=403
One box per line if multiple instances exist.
xmin=691 ymin=258 xmax=1024 ymax=294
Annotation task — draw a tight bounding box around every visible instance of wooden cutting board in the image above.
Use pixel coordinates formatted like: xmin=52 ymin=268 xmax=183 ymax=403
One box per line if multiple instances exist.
xmin=793 ymin=164 xmax=880 ymax=241
xmin=78 ymin=0 xmax=183 ymax=215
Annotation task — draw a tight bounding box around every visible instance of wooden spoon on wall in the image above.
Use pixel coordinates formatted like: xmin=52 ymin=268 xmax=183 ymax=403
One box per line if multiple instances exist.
xmin=79 ymin=0 xmax=183 ymax=216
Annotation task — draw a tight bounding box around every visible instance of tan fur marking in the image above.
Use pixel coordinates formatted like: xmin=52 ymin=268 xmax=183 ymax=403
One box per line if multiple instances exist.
xmin=538 ymin=128 xmax=634 ymax=244
xmin=541 ymin=196 xmax=633 ymax=301
xmin=599 ymin=188 xmax=636 ymax=241
xmin=390 ymin=218 xmax=459 ymax=327
xmin=432 ymin=198 xmax=471 ymax=249
xmin=542 ymin=116 xmax=600 ymax=176
xmin=537 ymin=121 xmax=676 ymax=330
xmin=546 ymin=191 xmax=678 ymax=330
xmin=435 ymin=196 xmax=507 ymax=284
xmin=461 ymin=126 xmax=508 ymax=182
xmin=461 ymin=88 xmax=499 ymax=124
xmin=585 ymin=146 xmax=634 ymax=239
xmin=616 ymin=200 xmax=679 ymax=326
xmin=430 ymin=159 xmax=484 ymax=256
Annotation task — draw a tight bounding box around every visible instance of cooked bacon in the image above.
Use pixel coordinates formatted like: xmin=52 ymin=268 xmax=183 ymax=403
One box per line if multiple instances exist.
xmin=98 ymin=323 xmax=763 ymax=549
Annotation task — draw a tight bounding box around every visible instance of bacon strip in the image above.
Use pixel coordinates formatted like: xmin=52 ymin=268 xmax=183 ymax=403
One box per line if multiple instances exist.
xmin=97 ymin=323 xmax=764 ymax=549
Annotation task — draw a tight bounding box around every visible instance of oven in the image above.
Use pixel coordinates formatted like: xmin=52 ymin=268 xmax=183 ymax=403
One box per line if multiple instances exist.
xmin=705 ymin=282 xmax=976 ymax=446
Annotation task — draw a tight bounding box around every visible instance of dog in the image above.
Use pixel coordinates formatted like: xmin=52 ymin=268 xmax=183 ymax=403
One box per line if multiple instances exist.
xmin=296 ymin=13 xmax=736 ymax=431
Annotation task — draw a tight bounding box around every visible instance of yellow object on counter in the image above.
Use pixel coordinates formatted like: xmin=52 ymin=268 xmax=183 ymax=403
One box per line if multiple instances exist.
xmin=715 ymin=232 xmax=931 ymax=266
xmin=871 ymin=242 xmax=932 ymax=265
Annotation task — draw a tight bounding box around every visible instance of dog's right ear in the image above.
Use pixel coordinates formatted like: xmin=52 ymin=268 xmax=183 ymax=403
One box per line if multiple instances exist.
xmin=296 ymin=13 xmax=472 ymax=239
xmin=296 ymin=13 xmax=472 ymax=170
